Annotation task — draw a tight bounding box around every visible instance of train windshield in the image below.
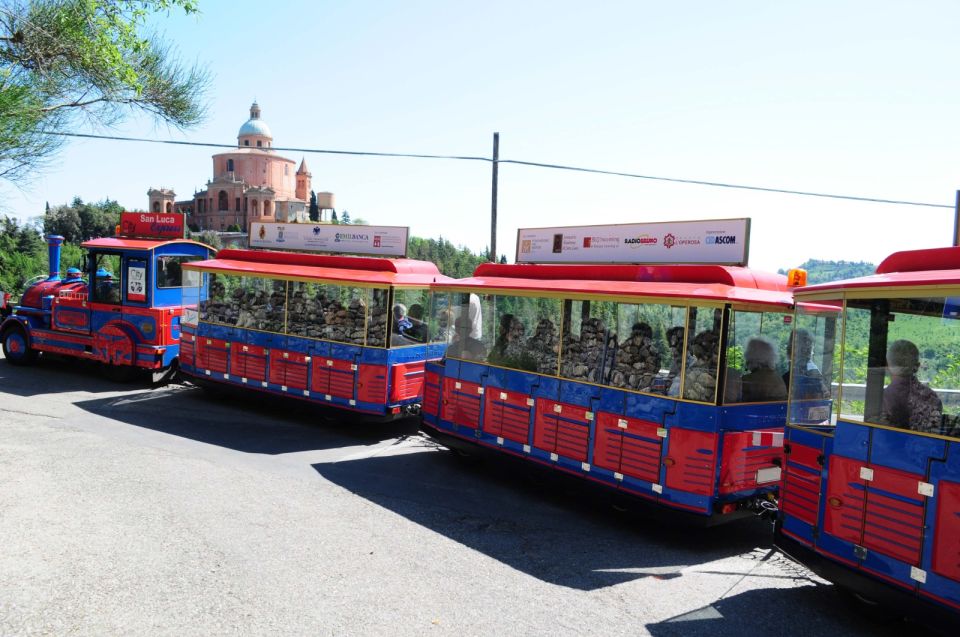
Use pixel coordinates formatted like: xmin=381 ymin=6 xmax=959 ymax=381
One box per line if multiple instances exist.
xmin=785 ymin=302 xmax=840 ymax=426
xmin=836 ymin=294 xmax=960 ymax=438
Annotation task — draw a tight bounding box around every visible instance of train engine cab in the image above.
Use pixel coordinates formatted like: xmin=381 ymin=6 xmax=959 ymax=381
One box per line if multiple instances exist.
xmin=0 ymin=217 xmax=213 ymax=380
xmin=421 ymin=220 xmax=799 ymax=523
xmin=177 ymin=225 xmax=452 ymax=420
xmin=776 ymin=246 xmax=960 ymax=627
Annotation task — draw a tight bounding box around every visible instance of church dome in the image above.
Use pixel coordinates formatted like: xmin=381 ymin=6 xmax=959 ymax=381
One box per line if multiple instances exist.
xmin=239 ymin=118 xmax=272 ymax=138
xmin=238 ymin=101 xmax=273 ymax=140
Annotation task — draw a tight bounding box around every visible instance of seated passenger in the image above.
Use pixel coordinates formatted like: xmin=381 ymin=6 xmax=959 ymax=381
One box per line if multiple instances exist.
xmin=95 ymin=269 xmax=120 ymax=304
xmin=880 ymin=339 xmax=942 ymax=433
xmin=391 ymin=303 xmax=420 ymax=345
xmin=434 ymin=308 xmax=455 ymax=343
xmin=682 ymin=329 xmax=721 ymax=401
xmin=446 ymin=315 xmax=487 ymax=361
xmin=740 ymin=337 xmax=788 ymax=402
xmin=783 ymin=328 xmax=828 ymax=399
xmin=664 ymin=326 xmax=686 ymax=396
xmin=489 ymin=314 xmax=535 ymax=371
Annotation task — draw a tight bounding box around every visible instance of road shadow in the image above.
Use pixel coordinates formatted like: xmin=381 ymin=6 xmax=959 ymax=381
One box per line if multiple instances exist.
xmin=0 ymin=353 xmax=152 ymax=396
xmin=73 ymin=384 xmax=419 ymax=455
xmin=312 ymin=444 xmax=785 ymax=591
xmin=645 ymin=580 xmax=939 ymax=637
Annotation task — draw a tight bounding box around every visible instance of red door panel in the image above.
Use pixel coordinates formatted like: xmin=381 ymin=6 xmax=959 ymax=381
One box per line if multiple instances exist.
xmin=718 ymin=429 xmax=785 ymax=494
xmin=423 ymin=370 xmax=441 ymax=416
xmin=862 ymin=464 xmax=925 ymax=566
xmin=663 ymin=428 xmax=718 ymax=496
xmin=823 ymin=455 xmax=867 ymax=546
xmin=357 ymin=364 xmax=386 ymax=404
xmin=533 ymin=399 xmax=590 ymax=462
xmin=390 ymin=361 xmax=425 ymax=402
xmin=780 ymin=441 xmax=823 ymax=526
xmin=197 ymin=337 xmax=228 ymax=373
xmin=483 ymin=389 xmax=531 ymax=444
xmin=933 ymin=480 xmax=960 ymax=581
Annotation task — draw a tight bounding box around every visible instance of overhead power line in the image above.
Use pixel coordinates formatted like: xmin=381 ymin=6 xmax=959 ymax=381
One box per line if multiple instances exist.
xmin=44 ymin=131 xmax=954 ymax=210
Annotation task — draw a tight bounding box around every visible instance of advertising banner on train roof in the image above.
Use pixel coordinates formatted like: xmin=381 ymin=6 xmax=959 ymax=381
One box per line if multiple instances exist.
xmin=248 ymin=222 xmax=409 ymax=257
xmin=118 ymin=211 xmax=186 ymax=239
xmin=515 ymin=218 xmax=750 ymax=265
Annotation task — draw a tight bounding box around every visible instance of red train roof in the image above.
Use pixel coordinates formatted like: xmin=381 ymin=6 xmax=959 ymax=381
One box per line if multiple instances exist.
xmin=440 ymin=263 xmax=793 ymax=307
xmin=184 ymin=249 xmax=447 ymax=286
xmin=82 ymin=237 xmax=213 ymax=251
xmin=797 ymin=246 xmax=960 ymax=295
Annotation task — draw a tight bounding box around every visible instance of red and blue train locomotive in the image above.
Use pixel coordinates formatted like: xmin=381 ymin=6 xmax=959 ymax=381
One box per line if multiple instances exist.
xmin=421 ymin=220 xmax=802 ymax=523
xmin=0 ymin=213 xmax=213 ymax=381
xmin=776 ymin=245 xmax=960 ymax=626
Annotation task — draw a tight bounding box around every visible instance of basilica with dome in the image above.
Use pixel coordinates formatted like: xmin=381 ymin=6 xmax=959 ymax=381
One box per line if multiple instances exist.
xmin=148 ymin=102 xmax=333 ymax=231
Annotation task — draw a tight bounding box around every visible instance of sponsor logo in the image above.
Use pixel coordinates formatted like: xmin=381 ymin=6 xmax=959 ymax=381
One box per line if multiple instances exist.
xmin=583 ymin=237 xmax=592 ymax=248
xmin=663 ymin=233 xmax=676 ymax=249
xmin=552 ymin=233 xmax=563 ymax=253
xmin=705 ymin=235 xmax=737 ymax=245
xmin=334 ymin=232 xmax=370 ymax=242
xmin=276 ymin=226 xmax=285 ymax=242
xmin=313 ymin=226 xmax=322 ymax=236
xmin=677 ymin=237 xmax=701 ymax=246
xmin=624 ymin=234 xmax=657 ymax=245
xmin=521 ymin=239 xmax=532 ymax=253
xmin=373 ymin=235 xmax=382 ymax=248
xmin=258 ymin=225 xmax=266 ymax=240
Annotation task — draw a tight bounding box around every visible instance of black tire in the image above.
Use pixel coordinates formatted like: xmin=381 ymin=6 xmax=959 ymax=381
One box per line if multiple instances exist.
xmin=1 ymin=324 xmax=38 ymax=366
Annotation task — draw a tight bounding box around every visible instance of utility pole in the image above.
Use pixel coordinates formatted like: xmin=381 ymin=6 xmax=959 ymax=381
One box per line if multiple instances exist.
xmin=954 ymin=190 xmax=960 ymax=246
xmin=490 ymin=132 xmax=499 ymax=262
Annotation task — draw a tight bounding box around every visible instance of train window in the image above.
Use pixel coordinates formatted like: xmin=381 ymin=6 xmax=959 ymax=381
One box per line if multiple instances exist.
xmin=681 ymin=306 xmax=723 ymax=403
xmin=560 ymin=299 xmax=617 ymax=384
xmin=611 ymin=302 xmax=686 ymax=394
xmin=840 ymin=296 xmax=960 ymax=439
xmin=235 ymin=277 xmax=283 ymax=332
xmin=366 ymin=288 xmax=388 ymax=347
xmin=724 ymin=309 xmax=793 ymax=403
xmin=480 ymin=294 xmax=561 ymax=373
xmin=786 ymin=302 xmax=839 ymax=426
xmin=286 ymin=281 xmax=324 ymax=339
xmin=428 ymin=291 xmax=454 ymax=345
xmin=200 ymin=273 xmax=241 ymax=326
xmin=156 ymin=256 xmax=199 ymax=289
xmin=391 ymin=288 xmax=430 ymax=346
xmin=91 ymin=253 xmax=121 ymax=304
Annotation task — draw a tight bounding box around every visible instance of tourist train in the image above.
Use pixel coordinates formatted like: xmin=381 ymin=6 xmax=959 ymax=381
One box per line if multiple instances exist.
xmin=775 ymin=246 xmax=960 ymax=626
xmin=420 ymin=220 xmax=803 ymax=523
xmin=176 ymin=222 xmax=449 ymax=418
xmin=0 ymin=213 xmax=213 ymax=381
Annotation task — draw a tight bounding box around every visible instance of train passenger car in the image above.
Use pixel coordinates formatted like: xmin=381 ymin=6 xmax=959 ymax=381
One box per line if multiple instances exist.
xmin=776 ymin=246 xmax=960 ymax=626
xmin=421 ymin=221 xmax=800 ymax=523
xmin=178 ymin=248 xmax=450 ymax=419
xmin=0 ymin=217 xmax=213 ymax=381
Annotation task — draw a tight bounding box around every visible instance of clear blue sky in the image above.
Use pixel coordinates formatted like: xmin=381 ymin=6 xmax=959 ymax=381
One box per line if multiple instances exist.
xmin=4 ymin=0 xmax=960 ymax=272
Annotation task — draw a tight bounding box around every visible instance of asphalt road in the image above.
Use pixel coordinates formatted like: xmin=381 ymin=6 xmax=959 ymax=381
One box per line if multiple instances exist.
xmin=0 ymin=354 xmax=939 ymax=636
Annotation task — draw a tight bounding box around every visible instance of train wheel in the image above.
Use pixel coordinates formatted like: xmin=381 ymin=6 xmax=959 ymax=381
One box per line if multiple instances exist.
xmin=2 ymin=324 xmax=38 ymax=366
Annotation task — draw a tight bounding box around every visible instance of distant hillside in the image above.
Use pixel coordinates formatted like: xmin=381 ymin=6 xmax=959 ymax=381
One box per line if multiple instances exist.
xmin=778 ymin=259 xmax=876 ymax=285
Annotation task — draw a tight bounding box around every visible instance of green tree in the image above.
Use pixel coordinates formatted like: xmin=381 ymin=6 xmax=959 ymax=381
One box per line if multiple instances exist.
xmin=0 ymin=0 xmax=210 ymax=183
xmin=309 ymin=190 xmax=319 ymax=222
xmin=340 ymin=210 xmax=350 ymax=224
xmin=43 ymin=197 xmax=122 ymax=241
